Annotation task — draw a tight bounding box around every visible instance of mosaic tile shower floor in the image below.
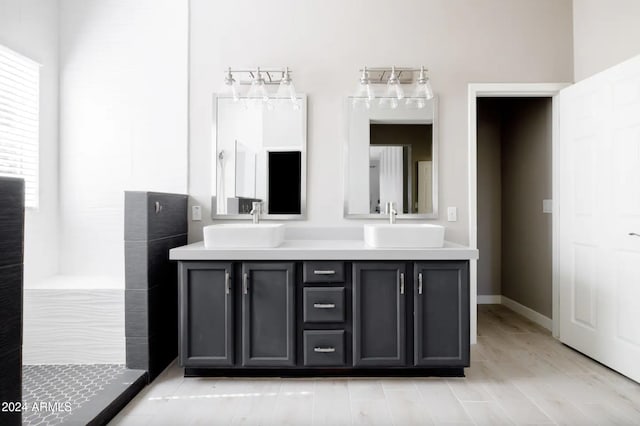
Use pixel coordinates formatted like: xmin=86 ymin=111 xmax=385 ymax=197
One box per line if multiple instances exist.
xmin=22 ymin=364 xmax=127 ymax=426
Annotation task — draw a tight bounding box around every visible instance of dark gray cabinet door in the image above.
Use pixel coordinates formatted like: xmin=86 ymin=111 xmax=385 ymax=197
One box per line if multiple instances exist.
xmin=242 ymin=262 xmax=296 ymax=367
xmin=179 ymin=262 xmax=234 ymax=367
xmin=414 ymin=261 xmax=470 ymax=367
xmin=352 ymin=262 xmax=406 ymax=366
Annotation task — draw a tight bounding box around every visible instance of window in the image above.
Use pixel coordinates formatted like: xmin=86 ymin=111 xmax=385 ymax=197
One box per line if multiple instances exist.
xmin=0 ymin=44 xmax=40 ymax=208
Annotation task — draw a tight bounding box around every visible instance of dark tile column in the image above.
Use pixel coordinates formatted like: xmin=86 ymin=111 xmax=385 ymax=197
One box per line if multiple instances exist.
xmin=124 ymin=192 xmax=188 ymax=381
xmin=0 ymin=177 xmax=24 ymax=426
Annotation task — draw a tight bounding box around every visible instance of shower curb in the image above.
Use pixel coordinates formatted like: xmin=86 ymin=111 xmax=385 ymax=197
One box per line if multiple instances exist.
xmin=63 ymin=368 xmax=147 ymax=426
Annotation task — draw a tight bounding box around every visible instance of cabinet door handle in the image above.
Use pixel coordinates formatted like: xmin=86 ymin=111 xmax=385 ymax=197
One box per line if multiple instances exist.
xmin=314 ymin=270 xmax=336 ymax=275
xmin=243 ymin=273 xmax=249 ymax=295
xmin=400 ymin=272 xmax=405 ymax=295
xmin=418 ymin=272 xmax=423 ymax=295
xmin=313 ymin=303 xmax=336 ymax=309
xmin=314 ymin=347 xmax=336 ymax=353
xmin=225 ymin=271 xmax=231 ymax=295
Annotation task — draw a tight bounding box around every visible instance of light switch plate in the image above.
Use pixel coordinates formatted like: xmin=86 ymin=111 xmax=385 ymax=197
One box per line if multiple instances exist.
xmin=543 ymin=199 xmax=553 ymax=214
xmin=191 ymin=205 xmax=202 ymax=221
xmin=447 ymin=207 xmax=457 ymax=222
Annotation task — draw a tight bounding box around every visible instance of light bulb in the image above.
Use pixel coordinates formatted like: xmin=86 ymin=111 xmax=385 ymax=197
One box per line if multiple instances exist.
xmin=277 ymin=68 xmax=298 ymax=108
xmin=247 ymin=67 xmax=269 ymax=104
xmin=223 ymin=67 xmax=240 ymax=102
xmin=413 ymin=66 xmax=434 ymax=100
xmin=379 ymin=66 xmax=404 ymax=109
xmin=423 ymin=78 xmax=434 ymax=100
xmin=353 ymin=67 xmax=376 ymax=109
xmin=407 ymin=67 xmax=434 ymax=108
xmin=388 ymin=67 xmax=404 ymax=100
xmin=277 ymin=69 xmax=296 ymax=100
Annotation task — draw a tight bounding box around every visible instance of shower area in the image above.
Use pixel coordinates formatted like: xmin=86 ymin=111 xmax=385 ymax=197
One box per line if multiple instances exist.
xmin=1 ymin=181 xmax=178 ymax=426
xmin=0 ymin=1 xmax=191 ymax=424
xmin=22 ymin=278 xmax=129 ymax=425
xmin=17 ymin=191 xmax=186 ymax=425
xmin=1 ymin=178 xmax=132 ymax=426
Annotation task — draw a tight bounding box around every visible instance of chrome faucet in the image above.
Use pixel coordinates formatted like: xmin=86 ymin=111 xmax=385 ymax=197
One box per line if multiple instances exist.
xmin=385 ymin=202 xmax=397 ymax=224
xmin=249 ymin=201 xmax=262 ymax=224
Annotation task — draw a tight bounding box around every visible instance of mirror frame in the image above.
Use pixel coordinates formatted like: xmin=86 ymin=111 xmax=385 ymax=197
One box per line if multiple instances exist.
xmin=343 ymin=96 xmax=439 ymax=220
xmin=211 ymin=93 xmax=308 ymax=220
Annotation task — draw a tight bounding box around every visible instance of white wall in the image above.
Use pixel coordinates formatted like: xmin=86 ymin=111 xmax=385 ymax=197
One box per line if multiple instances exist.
xmin=188 ymin=0 xmax=574 ymax=243
xmin=58 ymin=0 xmax=189 ymax=286
xmin=573 ymin=0 xmax=640 ymax=81
xmin=0 ymin=0 xmax=60 ymax=286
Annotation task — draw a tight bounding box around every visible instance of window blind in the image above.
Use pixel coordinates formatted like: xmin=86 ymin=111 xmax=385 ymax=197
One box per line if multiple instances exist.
xmin=0 ymin=44 xmax=40 ymax=208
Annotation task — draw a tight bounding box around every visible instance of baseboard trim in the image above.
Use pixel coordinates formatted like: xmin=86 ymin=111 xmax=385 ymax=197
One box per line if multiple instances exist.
xmin=477 ymin=295 xmax=502 ymax=304
xmin=500 ymin=296 xmax=552 ymax=331
xmin=476 ymin=294 xmax=552 ymax=331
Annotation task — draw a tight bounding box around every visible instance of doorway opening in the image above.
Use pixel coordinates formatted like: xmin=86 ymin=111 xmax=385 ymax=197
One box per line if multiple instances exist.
xmin=476 ymin=97 xmax=553 ymax=331
xmin=467 ymin=83 xmax=567 ymax=343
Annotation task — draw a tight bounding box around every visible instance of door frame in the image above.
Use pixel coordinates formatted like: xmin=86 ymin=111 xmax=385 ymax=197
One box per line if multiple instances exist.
xmin=467 ymin=83 xmax=570 ymax=342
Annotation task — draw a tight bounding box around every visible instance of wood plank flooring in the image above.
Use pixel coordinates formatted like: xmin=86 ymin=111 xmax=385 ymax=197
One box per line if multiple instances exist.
xmin=109 ymin=305 xmax=640 ymax=425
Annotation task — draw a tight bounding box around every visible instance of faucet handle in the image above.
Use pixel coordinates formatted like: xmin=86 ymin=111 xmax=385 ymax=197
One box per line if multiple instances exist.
xmin=251 ymin=201 xmax=262 ymax=213
xmin=385 ymin=202 xmax=396 ymax=214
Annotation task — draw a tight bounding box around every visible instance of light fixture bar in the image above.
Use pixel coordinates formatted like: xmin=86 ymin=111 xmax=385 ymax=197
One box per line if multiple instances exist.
xmin=352 ymin=65 xmax=434 ymax=110
xmin=226 ymin=67 xmax=293 ymax=85
xmin=360 ymin=67 xmax=422 ymax=72
xmin=359 ymin=66 xmax=428 ymax=84
xmin=224 ymin=66 xmax=299 ymax=107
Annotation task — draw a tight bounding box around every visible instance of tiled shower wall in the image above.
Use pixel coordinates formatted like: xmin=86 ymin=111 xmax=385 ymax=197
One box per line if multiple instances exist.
xmin=124 ymin=191 xmax=187 ymax=380
xmin=0 ymin=177 xmax=25 ymax=426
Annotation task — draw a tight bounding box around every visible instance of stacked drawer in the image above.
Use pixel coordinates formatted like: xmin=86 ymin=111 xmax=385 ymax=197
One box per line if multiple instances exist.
xmin=302 ymin=261 xmax=347 ymax=367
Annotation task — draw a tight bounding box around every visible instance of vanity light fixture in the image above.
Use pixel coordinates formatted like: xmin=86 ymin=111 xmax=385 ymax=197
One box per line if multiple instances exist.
xmin=353 ymin=67 xmax=376 ymax=108
xmin=410 ymin=66 xmax=434 ymax=108
xmin=379 ymin=66 xmax=405 ymax=109
xmin=246 ymin=67 xmax=270 ymax=103
xmin=276 ymin=68 xmax=296 ymax=101
xmin=223 ymin=67 xmax=298 ymax=108
xmin=223 ymin=67 xmax=240 ymax=102
xmin=353 ymin=66 xmax=434 ymax=109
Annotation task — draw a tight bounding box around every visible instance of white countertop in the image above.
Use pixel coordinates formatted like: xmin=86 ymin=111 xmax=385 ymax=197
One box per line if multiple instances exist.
xmin=169 ymin=239 xmax=478 ymax=261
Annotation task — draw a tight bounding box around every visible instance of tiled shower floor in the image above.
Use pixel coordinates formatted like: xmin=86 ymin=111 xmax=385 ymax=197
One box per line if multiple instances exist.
xmin=22 ymin=364 xmax=127 ymax=426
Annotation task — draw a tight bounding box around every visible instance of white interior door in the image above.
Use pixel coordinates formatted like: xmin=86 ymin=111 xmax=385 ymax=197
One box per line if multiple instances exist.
xmin=558 ymin=54 xmax=640 ymax=383
xmin=378 ymin=146 xmax=404 ymax=212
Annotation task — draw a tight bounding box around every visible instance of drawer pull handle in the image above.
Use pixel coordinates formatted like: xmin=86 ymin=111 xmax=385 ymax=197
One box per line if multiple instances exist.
xmin=225 ymin=271 xmax=231 ymax=295
xmin=243 ymin=273 xmax=249 ymax=295
xmin=314 ymin=347 xmax=336 ymax=353
xmin=314 ymin=270 xmax=336 ymax=275
xmin=418 ymin=272 xmax=423 ymax=295
xmin=400 ymin=272 xmax=405 ymax=295
xmin=313 ymin=303 xmax=336 ymax=309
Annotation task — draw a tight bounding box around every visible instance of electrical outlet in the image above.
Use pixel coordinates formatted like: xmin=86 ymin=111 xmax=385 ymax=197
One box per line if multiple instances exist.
xmin=447 ymin=207 xmax=457 ymax=222
xmin=191 ymin=205 xmax=202 ymax=221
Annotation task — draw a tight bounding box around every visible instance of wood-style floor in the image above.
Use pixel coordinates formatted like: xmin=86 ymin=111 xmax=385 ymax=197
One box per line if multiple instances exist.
xmin=110 ymin=305 xmax=640 ymax=425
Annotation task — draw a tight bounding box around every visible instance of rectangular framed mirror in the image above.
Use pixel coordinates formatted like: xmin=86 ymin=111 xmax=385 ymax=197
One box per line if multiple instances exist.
xmin=344 ymin=97 xmax=438 ymax=219
xmin=211 ymin=94 xmax=307 ymax=219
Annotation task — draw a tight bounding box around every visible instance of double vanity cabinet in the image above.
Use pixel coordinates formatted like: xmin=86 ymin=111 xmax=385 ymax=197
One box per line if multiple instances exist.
xmin=172 ymin=243 xmax=473 ymax=377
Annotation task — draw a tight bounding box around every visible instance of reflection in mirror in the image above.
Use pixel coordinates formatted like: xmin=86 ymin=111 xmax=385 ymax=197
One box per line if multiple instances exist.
xmin=345 ymin=97 xmax=437 ymax=219
xmin=212 ymin=96 xmax=307 ymax=219
xmin=368 ymin=124 xmax=432 ymax=214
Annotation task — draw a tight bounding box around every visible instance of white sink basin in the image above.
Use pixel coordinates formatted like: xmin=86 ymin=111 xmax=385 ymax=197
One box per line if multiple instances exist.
xmin=364 ymin=224 xmax=445 ymax=248
xmin=204 ymin=224 xmax=285 ymax=248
